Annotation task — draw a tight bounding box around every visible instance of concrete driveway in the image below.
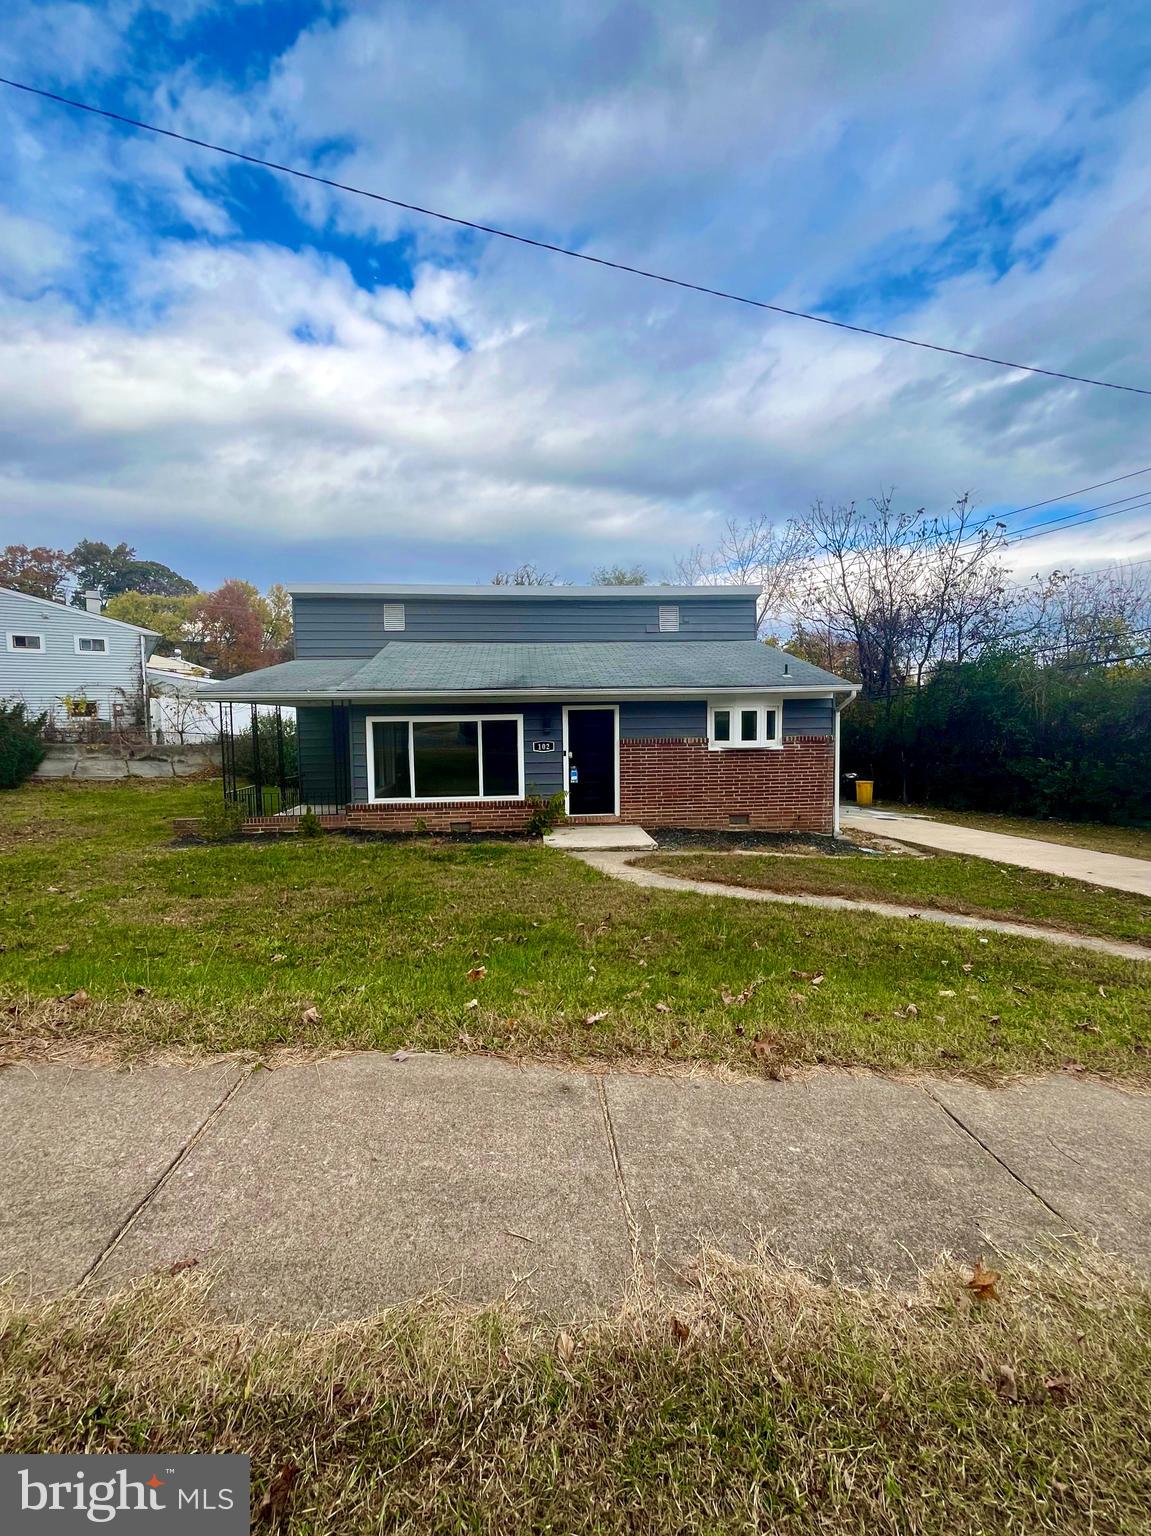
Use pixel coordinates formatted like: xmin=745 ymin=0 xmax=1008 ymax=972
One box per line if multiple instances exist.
xmin=1 ymin=1055 xmax=1147 ymax=1325
xmin=843 ymin=807 xmax=1151 ymax=897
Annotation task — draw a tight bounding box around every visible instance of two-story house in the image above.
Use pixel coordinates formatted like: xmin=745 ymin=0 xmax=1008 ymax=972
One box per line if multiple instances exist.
xmin=0 ymin=585 xmax=159 ymax=732
xmin=203 ymin=583 xmax=857 ymax=834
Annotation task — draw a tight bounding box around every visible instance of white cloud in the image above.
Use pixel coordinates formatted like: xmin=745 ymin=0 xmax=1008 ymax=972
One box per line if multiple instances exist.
xmin=0 ymin=0 xmax=1149 ymax=581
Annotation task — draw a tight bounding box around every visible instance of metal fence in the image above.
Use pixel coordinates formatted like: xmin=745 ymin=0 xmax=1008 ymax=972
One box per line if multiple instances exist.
xmin=219 ymin=702 xmax=350 ymax=818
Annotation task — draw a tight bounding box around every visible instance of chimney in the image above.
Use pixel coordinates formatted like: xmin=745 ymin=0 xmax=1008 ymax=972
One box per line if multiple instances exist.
xmin=84 ymin=590 xmax=102 ymax=614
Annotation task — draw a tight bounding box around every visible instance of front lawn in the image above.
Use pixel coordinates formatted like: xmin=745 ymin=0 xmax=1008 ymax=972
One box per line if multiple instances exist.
xmin=3 ymin=1253 xmax=1149 ymax=1535
xmin=639 ymin=851 xmax=1151 ymax=944
xmin=1 ymin=781 xmax=1149 ymax=1079
xmin=872 ymin=804 xmax=1151 ymax=861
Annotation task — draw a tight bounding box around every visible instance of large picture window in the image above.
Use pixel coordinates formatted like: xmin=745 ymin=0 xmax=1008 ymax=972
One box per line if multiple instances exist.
xmin=708 ymin=696 xmax=782 ymax=750
xmin=367 ymin=715 xmax=524 ymax=801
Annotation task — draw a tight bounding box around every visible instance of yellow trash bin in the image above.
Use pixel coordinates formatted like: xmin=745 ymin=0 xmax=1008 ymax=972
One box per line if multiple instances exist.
xmin=854 ymin=779 xmax=874 ymax=807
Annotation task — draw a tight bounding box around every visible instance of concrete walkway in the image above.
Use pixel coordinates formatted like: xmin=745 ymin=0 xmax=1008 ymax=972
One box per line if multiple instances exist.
xmin=571 ymin=851 xmax=1151 ymax=962
xmin=843 ymin=807 xmax=1151 ymax=897
xmin=1 ymin=1055 xmax=1147 ymax=1325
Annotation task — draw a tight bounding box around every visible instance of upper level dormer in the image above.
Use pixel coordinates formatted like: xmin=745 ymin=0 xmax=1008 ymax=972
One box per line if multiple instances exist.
xmin=289 ymin=583 xmax=759 ymax=659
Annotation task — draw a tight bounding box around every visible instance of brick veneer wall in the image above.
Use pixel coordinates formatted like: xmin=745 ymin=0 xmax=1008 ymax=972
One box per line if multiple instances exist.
xmin=619 ymin=735 xmax=834 ymax=833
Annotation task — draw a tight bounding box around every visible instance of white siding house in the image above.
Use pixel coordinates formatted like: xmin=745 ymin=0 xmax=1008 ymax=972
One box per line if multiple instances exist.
xmin=0 ymin=586 xmax=158 ymax=731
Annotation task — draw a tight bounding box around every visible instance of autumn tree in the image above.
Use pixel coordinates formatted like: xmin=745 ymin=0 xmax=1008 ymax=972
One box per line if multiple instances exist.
xmin=191 ymin=580 xmax=292 ymax=678
xmin=104 ymin=591 xmax=197 ymax=652
xmin=0 ymin=544 xmax=75 ymax=601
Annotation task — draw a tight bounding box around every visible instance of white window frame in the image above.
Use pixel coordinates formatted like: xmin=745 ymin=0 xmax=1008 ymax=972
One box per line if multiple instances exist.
xmin=6 ymin=632 xmax=45 ymax=653
xmin=658 ymin=604 xmax=680 ymax=632
xmin=382 ymin=602 xmax=406 ymax=632
xmin=74 ymin=635 xmax=109 ymax=655
xmin=365 ymin=713 xmax=524 ymax=803
xmin=708 ymin=695 xmax=783 ymax=750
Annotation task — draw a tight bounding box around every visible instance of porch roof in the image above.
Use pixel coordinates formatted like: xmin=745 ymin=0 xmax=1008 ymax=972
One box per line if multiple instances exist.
xmin=200 ymin=642 xmax=855 ymax=702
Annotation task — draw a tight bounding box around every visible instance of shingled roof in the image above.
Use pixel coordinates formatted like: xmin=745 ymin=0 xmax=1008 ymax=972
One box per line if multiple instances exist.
xmin=202 ymin=641 xmax=854 ymax=701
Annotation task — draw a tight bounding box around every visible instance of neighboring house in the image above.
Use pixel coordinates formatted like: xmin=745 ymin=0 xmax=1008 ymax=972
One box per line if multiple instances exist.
xmin=147 ymin=652 xmax=293 ymax=743
xmin=146 ymin=652 xmax=218 ymax=744
xmin=203 ymin=583 xmax=857 ymax=834
xmin=0 ymin=585 xmax=159 ymax=732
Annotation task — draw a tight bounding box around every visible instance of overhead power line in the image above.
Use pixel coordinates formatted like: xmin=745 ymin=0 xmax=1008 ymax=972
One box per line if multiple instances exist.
xmin=993 ymin=465 xmax=1151 ymax=520
xmin=1001 ymin=497 xmax=1149 ymax=546
xmin=3 ymin=72 xmax=1151 ymax=398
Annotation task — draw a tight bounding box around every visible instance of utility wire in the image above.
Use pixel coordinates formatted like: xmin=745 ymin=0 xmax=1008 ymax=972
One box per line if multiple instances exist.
xmin=992 ymin=465 xmax=1151 ymax=519
xmin=3 ymin=72 xmax=1151 ymax=397
xmin=1005 ymin=496 xmax=1151 ymax=546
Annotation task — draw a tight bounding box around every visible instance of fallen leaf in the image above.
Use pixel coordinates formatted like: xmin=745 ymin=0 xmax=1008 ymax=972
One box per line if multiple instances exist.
xmin=987 ymin=1015 xmax=1002 ymax=1026
xmin=391 ymin=1049 xmax=411 ymax=1062
xmin=270 ymin=953 xmax=287 ymax=963
xmin=61 ymin=990 xmax=89 ymax=1008
xmin=938 ymin=989 xmax=956 ymax=998
xmin=655 ymin=1001 xmax=671 ymax=1013
xmin=961 ymin=962 xmax=974 ymax=974
xmin=670 ymin=1316 xmax=691 ymax=1343
xmin=167 ymin=1257 xmax=199 ymax=1276
xmin=1073 ymin=1021 xmax=1101 ymax=1035
xmin=583 ymin=1010 xmax=609 ymax=1026
xmin=255 ymin=1462 xmax=300 ymax=1527
xmin=1044 ymin=1374 xmax=1073 ymax=1402
xmin=465 ymin=998 xmax=480 ymax=1010
xmin=1098 ymin=985 xmax=1107 ymax=998
xmin=51 ymin=944 xmax=70 ymax=955
xmin=466 ymin=966 xmax=487 ymax=980
xmin=300 ymin=1006 xmax=322 ymax=1025
xmin=993 ymin=1363 xmax=1018 ymax=1401
xmin=966 ymin=1258 xmax=1002 ymax=1303
xmin=555 ymin=1329 xmax=576 ymax=1364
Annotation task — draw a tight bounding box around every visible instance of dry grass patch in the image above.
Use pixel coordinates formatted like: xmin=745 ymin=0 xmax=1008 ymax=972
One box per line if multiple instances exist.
xmin=2 ymin=1250 xmax=1149 ymax=1533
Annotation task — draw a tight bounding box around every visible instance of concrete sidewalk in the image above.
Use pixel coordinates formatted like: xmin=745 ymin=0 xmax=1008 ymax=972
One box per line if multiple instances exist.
xmin=1 ymin=1056 xmax=1147 ymax=1325
xmin=843 ymin=807 xmax=1151 ymax=897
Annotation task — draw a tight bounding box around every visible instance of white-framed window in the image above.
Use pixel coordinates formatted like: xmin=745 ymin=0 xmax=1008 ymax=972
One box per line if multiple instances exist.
xmin=658 ymin=604 xmax=680 ymax=632
xmin=366 ymin=714 xmax=524 ymax=802
xmin=75 ymin=635 xmax=109 ymax=654
xmin=383 ymin=602 xmax=406 ymax=632
xmin=708 ymin=696 xmax=782 ymax=749
xmin=6 ymin=632 xmax=44 ymax=652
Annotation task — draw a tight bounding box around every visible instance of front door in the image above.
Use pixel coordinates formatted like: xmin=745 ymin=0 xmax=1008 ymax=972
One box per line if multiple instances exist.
xmin=565 ymin=708 xmax=617 ymax=815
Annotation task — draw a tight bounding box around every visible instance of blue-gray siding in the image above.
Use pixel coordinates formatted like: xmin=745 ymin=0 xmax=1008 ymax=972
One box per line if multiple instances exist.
xmin=293 ymin=593 xmax=757 ymax=657
xmin=782 ymin=697 xmax=835 ymax=735
xmin=297 ymin=695 xmax=833 ymax=805
xmin=0 ymin=586 xmax=154 ymax=727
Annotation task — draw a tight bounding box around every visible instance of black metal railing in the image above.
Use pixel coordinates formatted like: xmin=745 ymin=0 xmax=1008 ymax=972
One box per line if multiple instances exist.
xmin=219 ymin=702 xmax=350 ymax=818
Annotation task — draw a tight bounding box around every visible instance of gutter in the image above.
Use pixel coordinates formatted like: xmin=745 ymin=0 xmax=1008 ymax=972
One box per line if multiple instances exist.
xmin=831 ymin=690 xmax=858 ymax=838
xmin=199 ymin=684 xmax=863 ymax=705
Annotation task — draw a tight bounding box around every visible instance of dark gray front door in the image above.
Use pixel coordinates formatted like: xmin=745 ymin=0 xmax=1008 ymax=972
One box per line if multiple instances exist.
xmin=566 ymin=708 xmax=616 ymax=814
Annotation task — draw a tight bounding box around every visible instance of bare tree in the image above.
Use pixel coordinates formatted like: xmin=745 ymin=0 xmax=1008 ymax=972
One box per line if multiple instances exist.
xmin=673 ymin=513 xmax=806 ymax=630
xmin=794 ymin=493 xmax=1010 ymax=697
xmin=1008 ymin=563 xmax=1151 ymax=665
xmin=490 ymin=563 xmax=561 ymax=586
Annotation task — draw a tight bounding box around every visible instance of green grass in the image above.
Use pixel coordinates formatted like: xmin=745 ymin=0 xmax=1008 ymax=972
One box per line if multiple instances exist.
xmin=1 ymin=780 xmax=1149 ymax=1079
xmin=639 ymin=851 xmax=1151 ymax=944
xmin=3 ymin=1252 xmax=1149 ymax=1534
xmin=872 ymin=803 xmax=1151 ymax=861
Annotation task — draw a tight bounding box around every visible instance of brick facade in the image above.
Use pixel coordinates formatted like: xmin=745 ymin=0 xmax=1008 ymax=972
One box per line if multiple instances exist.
xmin=226 ymin=732 xmax=834 ymax=837
xmin=619 ymin=735 xmax=834 ymax=833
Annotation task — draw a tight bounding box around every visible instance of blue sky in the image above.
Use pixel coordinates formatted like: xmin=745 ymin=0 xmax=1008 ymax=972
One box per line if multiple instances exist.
xmin=1 ymin=0 xmax=1150 ymax=591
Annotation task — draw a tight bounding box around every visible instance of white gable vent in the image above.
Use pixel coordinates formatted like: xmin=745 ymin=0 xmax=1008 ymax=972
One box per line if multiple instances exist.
xmin=382 ymin=602 xmax=406 ymax=632
xmin=658 ymin=604 xmax=680 ymax=633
